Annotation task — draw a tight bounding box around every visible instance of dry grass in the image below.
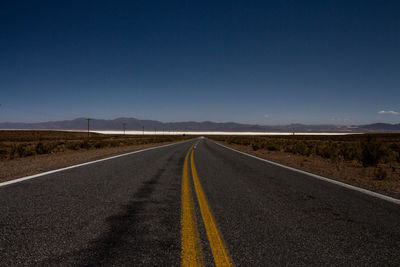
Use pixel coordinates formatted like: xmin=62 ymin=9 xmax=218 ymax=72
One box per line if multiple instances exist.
xmin=0 ymin=130 xmax=191 ymax=160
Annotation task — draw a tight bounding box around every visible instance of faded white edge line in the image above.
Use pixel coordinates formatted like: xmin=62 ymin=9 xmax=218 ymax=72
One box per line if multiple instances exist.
xmin=0 ymin=139 xmax=195 ymax=188
xmin=211 ymin=140 xmax=400 ymax=205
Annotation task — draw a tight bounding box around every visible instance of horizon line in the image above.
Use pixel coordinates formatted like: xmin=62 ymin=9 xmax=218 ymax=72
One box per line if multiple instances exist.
xmin=0 ymin=117 xmax=398 ymax=127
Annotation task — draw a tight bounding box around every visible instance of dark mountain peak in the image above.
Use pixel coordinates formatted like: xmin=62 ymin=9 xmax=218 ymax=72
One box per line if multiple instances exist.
xmin=72 ymin=117 xmax=89 ymax=121
xmin=359 ymin=123 xmax=400 ymax=131
xmin=113 ymin=117 xmax=139 ymax=121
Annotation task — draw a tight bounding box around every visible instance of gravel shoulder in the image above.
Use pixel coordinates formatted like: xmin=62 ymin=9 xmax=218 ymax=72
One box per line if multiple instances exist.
xmin=0 ymin=141 xmax=176 ymax=183
xmin=216 ymin=141 xmax=400 ymax=199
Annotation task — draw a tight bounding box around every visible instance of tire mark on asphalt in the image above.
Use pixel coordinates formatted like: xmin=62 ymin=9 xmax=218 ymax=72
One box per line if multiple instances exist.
xmin=35 ymin=147 xmax=187 ymax=266
xmin=79 ymin=164 xmax=170 ymax=265
xmin=61 ymin=151 xmax=178 ymax=266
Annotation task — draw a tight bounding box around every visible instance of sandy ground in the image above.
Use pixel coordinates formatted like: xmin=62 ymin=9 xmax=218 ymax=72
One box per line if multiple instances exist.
xmin=0 ymin=142 xmax=175 ymax=183
xmin=219 ymin=142 xmax=400 ymax=199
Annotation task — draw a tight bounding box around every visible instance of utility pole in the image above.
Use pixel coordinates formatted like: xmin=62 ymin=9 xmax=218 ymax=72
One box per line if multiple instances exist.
xmin=87 ymin=118 xmax=92 ymax=139
xmin=142 ymin=126 xmax=144 ymax=135
xmin=122 ymin=123 xmax=126 ymax=135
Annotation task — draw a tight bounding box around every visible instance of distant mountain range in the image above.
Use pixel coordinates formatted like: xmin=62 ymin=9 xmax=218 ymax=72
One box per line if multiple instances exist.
xmin=357 ymin=123 xmax=400 ymax=131
xmin=0 ymin=117 xmax=399 ymax=132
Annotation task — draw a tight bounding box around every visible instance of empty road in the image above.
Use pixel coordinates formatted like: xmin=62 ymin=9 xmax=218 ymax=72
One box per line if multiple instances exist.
xmin=1 ymin=138 xmax=399 ymax=266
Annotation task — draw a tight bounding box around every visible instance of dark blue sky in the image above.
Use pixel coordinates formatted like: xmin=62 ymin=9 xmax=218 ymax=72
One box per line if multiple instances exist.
xmin=1 ymin=0 xmax=399 ymax=124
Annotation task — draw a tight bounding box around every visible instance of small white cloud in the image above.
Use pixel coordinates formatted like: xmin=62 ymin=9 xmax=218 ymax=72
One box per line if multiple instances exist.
xmin=264 ymin=114 xmax=269 ymax=118
xmin=378 ymin=110 xmax=400 ymax=115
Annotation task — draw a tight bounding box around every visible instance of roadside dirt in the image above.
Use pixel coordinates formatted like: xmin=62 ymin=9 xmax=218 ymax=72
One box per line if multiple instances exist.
xmin=0 ymin=142 xmax=174 ymax=183
xmin=218 ymin=142 xmax=400 ymax=199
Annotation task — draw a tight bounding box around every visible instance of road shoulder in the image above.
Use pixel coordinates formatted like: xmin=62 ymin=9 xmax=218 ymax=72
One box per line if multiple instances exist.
xmin=211 ymin=139 xmax=400 ymax=203
xmin=0 ymin=141 xmax=180 ymax=184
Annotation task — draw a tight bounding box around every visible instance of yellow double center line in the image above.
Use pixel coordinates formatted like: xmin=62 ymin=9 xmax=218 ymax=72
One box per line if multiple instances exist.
xmin=181 ymin=144 xmax=234 ymax=267
xmin=181 ymin=144 xmax=204 ymax=265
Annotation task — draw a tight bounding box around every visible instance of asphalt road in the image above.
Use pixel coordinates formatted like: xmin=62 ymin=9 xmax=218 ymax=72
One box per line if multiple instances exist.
xmin=1 ymin=138 xmax=399 ymax=266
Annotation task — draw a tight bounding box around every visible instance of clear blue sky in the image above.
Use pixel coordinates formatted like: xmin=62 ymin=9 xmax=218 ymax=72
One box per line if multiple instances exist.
xmin=1 ymin=0 xmax=399 ymax=125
